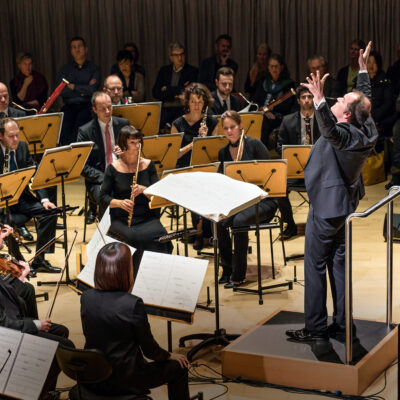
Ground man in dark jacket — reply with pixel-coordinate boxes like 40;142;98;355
286;41;378;343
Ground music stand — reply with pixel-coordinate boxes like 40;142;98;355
112;102;162;136
142;133;183;176
190;136;228;166
31;142;94;288
215;112;263;140
15;113;63;158
224;160;292;303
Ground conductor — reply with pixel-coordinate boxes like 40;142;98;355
286;41;378;343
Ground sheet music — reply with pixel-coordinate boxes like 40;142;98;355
5;334;58;400
0;328;21;392
78;233;136;288
144;172;267;222
132;251;208;313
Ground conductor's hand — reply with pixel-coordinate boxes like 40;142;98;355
169;353;189;369
359;41;372;71
119;199;134;213
40;319;51;332
42;201;56;210
301;70;329;106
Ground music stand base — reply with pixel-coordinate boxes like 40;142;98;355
233;281;293;305
179;329;240;362
37;278;81;294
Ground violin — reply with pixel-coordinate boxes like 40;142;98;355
0;223;23;243
0;254;25;279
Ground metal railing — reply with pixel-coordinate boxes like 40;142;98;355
345;186;400;364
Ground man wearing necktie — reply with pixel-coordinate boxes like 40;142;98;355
209;67;242;115
0;117;60;274
77;92;129;224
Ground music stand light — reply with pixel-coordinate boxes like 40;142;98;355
112;102;162;136
142;133;183;176
190;136;228;166
15;113;63;157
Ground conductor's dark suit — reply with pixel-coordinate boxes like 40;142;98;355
303;72;378;334
209;90;242;115
77;116;129;210
81;289;189;399
0;142;57;254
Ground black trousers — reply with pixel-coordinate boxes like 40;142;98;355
218;199;277;282
304;205;346;334
86;181;106;218
59;103;92;145
10;193;57;254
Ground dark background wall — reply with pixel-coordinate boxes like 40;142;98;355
2;0;400;101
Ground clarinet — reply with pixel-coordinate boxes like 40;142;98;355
3;146;9;174
304;115;311;145
199;106;208;137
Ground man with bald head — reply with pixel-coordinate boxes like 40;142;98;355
286;42;378;344
0;82;26;117
103;75;125;105
77;92;129;223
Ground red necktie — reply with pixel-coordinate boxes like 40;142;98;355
105;123;113;165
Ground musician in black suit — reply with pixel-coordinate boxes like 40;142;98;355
0;117;59;274
277;86;322;239
0;82;26;117
77;92;129;224
209;67;242;115
81;242;190;399
286;42;378;343
152;42;198;130
0;224;74;400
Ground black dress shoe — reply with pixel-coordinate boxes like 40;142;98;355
29;269;37;278
224;280;245;289
285;327;328;342
192;237;203;251
85;209;96;225
218;275;230;284
18;225;34;241
32;258;61;274
280;224;297;240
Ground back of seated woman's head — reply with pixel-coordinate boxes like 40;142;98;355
94;242;134;292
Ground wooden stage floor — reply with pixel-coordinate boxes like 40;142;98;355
22;177;399;399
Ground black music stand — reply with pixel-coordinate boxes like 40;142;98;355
142;133;183;176
31;142;94;289
112;102;162;136
190;136;228;165
15;113;63;158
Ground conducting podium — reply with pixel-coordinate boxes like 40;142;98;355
145;171;268;361
224;160;292;304
215;112;263;140
14;113;63;157
32;141;94;287
190;136;228;165
142;133;183;175
112;102;161;136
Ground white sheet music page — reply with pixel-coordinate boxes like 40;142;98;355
78;232;136;288
144;172;267;222
4;333;58;400
132;251;208;313
0;327;21;393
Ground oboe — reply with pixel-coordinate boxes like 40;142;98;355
199;106;208;137
3;146;9;174
127;143;142;227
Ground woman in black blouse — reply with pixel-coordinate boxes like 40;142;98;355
100;126;172;270
171;83;218;250
81;242;189;398
218;110;278;288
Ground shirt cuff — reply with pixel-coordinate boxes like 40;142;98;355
313;97;327;109
33;320;41;330
359;70;367;74
41;198;49;204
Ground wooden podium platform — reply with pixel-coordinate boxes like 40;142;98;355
222;310;397;395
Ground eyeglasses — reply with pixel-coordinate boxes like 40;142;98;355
107;86;123;92
171;52;185;57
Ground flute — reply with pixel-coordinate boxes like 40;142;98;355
127;143;142;227
235;129;245;162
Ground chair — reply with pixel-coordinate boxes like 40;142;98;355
224;160;293;305
56;344;152;400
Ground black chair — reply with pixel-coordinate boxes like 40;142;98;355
56;344;152;400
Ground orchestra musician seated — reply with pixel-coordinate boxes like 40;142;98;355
0;117;59;274
0;224;74;400
99;126;172;272
217;110;278;287
80;242;190;399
